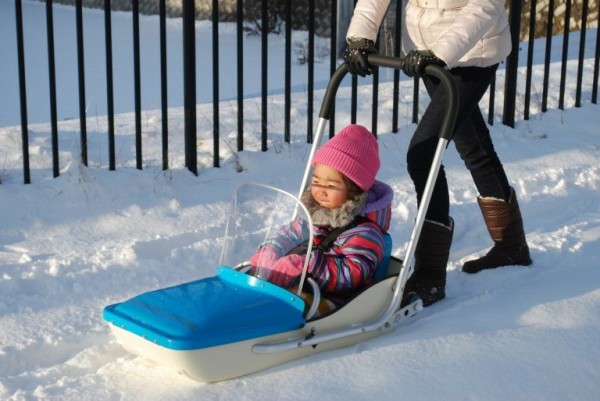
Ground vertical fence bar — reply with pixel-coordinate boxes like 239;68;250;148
371;39;379;136
524;0;536;121
488;75;496;125
542;0;554;112
351;75;358;123
329;0;337;138
284;0;291;142
559;0;572;110
502;0;521;128
237;0;244;150
133;0;142;169
350;0;357;124
15;0;30;184
412;77;419;124
391;1;401;133
307;0;315;143
575;0;589;108
183;0;197;174
159;0;168;170
46;0;59;178
261;0;268;151
104;0;116;170
212;0;220;167
75;0;87;166
371;66;378;136
593;3;600;104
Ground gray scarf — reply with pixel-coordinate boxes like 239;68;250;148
301;190;367;228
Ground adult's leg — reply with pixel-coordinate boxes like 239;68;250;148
452;109;510;200
448;65;511;201
403;66;496;305
422;65;531;273
403;64;527;305
407;65;503;224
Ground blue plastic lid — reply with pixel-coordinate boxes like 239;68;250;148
103;266;306;350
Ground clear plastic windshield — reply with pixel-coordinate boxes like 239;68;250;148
219;182;314;295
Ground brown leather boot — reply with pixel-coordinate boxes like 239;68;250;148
462;188;532;274
404;218;454;307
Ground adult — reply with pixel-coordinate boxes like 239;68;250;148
343;0;532;306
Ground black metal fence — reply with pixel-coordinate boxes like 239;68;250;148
10;0;600;184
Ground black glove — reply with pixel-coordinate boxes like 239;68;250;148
402;50;446;78
343;37;378;77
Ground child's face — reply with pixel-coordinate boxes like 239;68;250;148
310;163;349;209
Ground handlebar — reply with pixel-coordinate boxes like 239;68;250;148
319;54;458;141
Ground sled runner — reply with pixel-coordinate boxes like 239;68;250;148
103;55;458;382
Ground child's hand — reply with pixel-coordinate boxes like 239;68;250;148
268;254;305;287
249;245;280;269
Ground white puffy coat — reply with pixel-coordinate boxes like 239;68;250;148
346;0;511;69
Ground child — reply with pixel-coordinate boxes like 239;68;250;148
250;124;393;309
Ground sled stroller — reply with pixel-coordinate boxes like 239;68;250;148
103;55;458;382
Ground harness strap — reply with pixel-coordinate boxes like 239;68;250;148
287;215;372;255
314;215;372;252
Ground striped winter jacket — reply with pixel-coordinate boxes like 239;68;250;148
255;180;393;297
307;180;393;297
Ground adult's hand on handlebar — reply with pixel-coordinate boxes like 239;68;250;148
344;37;378;77
402;50;446;78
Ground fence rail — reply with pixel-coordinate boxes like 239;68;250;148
9;0;600;184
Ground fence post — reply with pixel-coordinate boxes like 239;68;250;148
329;0;338;138
372;40;379;137
75;0;88;166
183;0;197;175
260;0;268;151
133;0;142;169
336;0;353;58
488;75;496;125
559;0;572;110
392;1;402;133
285;0;292;142
575;0;589;108
351;74;357;123
503;0;521;128
159;0;169;170
237;0;244;151
15;0;30;184
541;0;555;113
307;0;315;143
523;0;537;121
104;0;116;170
212;0;220;167
412;76;419;124
46;0;59;178
594;12;600;104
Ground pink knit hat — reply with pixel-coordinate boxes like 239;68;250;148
312;124;380;191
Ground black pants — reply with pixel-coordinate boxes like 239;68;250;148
407;64;511;226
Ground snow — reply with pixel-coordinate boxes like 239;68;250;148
1;1;599;400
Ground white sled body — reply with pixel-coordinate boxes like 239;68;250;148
105;260;402;383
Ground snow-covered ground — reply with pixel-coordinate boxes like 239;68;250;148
1;1;599;400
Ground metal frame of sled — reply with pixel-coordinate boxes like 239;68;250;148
103;55;458;382
258;55;459;353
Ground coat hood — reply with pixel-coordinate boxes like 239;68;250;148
302;180;393;233
360;180;393;233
